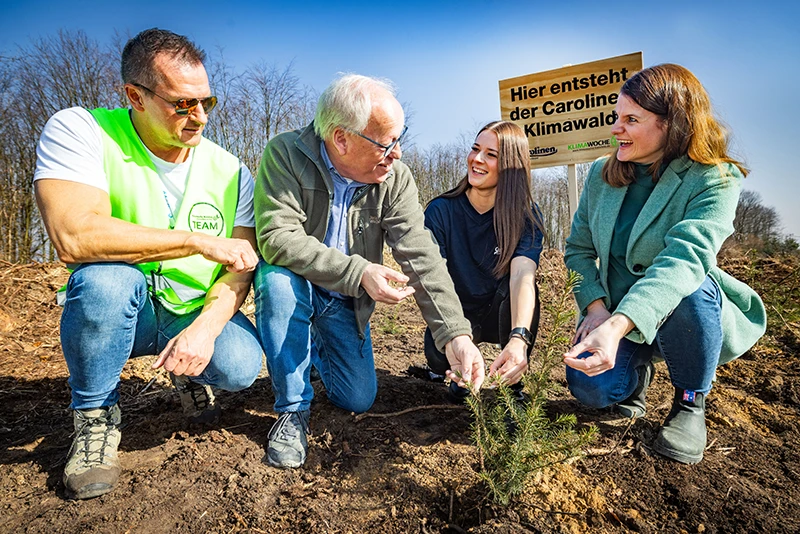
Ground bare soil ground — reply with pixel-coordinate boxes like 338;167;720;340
1;251;798;533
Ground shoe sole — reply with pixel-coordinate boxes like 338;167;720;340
65;482;116;500
265;453;304;469
652;438;703;464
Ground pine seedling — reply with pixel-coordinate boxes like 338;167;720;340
464;270;597;505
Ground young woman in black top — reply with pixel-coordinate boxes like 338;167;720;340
424;121;544;399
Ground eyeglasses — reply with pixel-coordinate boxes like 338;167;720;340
350;125;408;157
133;83;218;115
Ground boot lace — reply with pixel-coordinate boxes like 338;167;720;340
186;382;211;411
73;411;117;467
271;412;307;442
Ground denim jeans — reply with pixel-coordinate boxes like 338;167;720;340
254;262;376;414
61;263;263;410
567;275;723;408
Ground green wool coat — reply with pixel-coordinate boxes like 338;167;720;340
565;156;767;364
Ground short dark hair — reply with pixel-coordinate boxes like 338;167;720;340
121;28;206;89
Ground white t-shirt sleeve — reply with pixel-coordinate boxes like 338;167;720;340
234;164;256;228
36;106;255;228
34;107;108;192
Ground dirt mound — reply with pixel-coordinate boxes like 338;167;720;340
1;252;798;533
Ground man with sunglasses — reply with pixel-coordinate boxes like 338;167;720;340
33;28;263;499
254;74;485;469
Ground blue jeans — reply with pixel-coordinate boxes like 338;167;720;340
254;262;376;414
567;275;723;408
61;263;263;410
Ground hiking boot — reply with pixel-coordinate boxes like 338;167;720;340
653;388;707;464
63;404;122;500
616;361;655;419
170;373;221;424
266;410;310;469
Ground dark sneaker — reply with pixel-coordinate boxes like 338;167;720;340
266;410;310;469
406;365;446;383
170;373;221;424
616;361;655;419
653;388;707;464
63;404;122;500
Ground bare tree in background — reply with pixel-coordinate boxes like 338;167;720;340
0;30;123;263
405;141;470;206
728;189;799;254
205;59;316;173
733;190;782;244
532;164;589;250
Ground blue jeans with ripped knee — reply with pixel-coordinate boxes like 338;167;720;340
567;275;723;408
60;262;263;410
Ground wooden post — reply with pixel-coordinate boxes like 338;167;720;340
567;164;579;221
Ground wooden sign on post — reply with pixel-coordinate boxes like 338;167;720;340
499;52;642;169
499;52;643;218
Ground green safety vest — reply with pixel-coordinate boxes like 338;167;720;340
85;107;241;315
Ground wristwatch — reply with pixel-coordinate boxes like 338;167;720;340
508;326;533;347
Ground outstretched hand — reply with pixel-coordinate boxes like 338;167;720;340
563;314;634;377
573;299;611;344
360;263;415;304
445;335;486;391
489;337;528;385
151;320;217;377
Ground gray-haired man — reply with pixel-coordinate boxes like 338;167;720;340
254;74;485;469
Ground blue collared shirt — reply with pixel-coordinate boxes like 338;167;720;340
320;142;364;255
319;142;365;299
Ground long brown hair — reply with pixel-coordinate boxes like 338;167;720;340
603;63;748;187
435;121;542;278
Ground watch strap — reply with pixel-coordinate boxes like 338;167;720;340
508;326;532;346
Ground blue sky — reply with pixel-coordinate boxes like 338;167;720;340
3;0;798;237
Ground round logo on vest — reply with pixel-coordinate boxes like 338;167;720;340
188;202;225;236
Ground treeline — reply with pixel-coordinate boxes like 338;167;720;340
729;190;798;255
0;31;794;263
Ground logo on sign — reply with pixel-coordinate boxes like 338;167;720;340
529;146;557;158
568;137;619;152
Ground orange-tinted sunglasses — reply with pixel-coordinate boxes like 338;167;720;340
133;83;217;115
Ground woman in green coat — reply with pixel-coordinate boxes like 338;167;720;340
563;64;766;464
